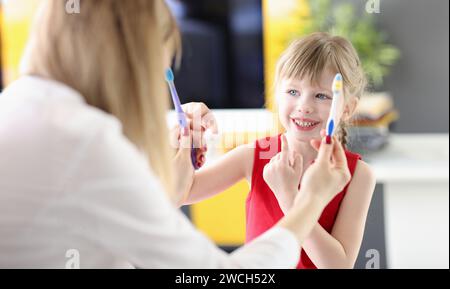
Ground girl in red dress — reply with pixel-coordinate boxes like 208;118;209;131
181;32;376;269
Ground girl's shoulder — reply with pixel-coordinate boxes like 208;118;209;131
344;149;363;176
344;158;376;201
228;142;256;181
351;157;375;185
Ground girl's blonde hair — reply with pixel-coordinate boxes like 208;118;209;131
275;32;367;146
21;0;181;199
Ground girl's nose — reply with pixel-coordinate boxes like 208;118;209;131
296;93;314;114
295;93;314;114
297;104;313;114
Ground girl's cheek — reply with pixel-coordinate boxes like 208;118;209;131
317;105;331;121
277;105;290;123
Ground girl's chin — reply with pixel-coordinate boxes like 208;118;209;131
286;129;321;142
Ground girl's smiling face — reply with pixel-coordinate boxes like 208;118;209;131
276;68;338;143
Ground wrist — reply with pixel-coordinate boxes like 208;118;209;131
185;171;197;201
277;193;325;244
283;187;298;209
295;189;328;209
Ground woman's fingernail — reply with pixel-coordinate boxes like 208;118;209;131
326;135;332;144
199;154;205;162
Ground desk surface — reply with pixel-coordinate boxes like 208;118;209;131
366;134;449;183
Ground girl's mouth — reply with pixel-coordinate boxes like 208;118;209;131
291;118;321;131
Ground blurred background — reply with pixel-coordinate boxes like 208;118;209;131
1;0;448;268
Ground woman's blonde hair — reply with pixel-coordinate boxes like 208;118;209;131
275;32;367;146
21;0;181;198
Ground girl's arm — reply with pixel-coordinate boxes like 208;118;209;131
182;143;255;205
301;160;376;268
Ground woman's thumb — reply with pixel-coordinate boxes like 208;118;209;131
316;136;333;164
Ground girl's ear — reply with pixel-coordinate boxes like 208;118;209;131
342;98;359;122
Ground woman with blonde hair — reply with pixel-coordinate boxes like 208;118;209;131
0;0;352;268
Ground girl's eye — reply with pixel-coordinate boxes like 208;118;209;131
287;89;299;97
316;93;331;100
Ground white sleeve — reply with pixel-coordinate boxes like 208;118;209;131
58;119;301;268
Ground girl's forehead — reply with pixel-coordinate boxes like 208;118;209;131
280;76;333;93
280;67;337;90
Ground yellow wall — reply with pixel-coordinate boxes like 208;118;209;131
191;180;249;245
1;0;41;86
262;0;310;110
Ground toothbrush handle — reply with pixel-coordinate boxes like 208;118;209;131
179;120;199;170
191;148;199;170
166;76;200;169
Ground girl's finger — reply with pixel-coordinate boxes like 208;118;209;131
276;153;282;162
201;112;219;135
293;153;303;174
182;103;219;134
280;134;289;163
178;126;192;156
269;155;276;165
289;150;295;166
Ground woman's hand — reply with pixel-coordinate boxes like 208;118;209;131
170;125;195;207
295;134;351;207
263;134;303;213
276;134;352;244
170;102;218;206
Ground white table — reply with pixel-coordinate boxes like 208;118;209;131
366;134;449;269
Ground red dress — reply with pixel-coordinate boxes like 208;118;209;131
245;135;361;269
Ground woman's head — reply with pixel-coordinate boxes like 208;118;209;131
21;0;181;196
274;32;366;146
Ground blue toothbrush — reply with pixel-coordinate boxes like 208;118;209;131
325;73;343;144
165;68;199;170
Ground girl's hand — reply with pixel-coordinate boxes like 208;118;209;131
181;102;218;146
295;134;351;207
263;134;303;213
181;102;218;168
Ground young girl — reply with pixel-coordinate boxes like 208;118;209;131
181;32;376;269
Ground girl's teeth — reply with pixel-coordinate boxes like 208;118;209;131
294;120;318;127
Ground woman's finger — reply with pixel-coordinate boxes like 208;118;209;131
316;135;334;165
320;128;326;138
310;138;321;152
169;125;181;149
309;129;326;152
331;136;348;168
